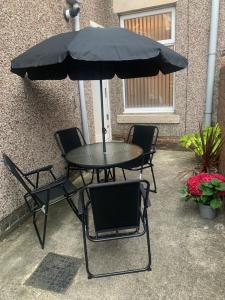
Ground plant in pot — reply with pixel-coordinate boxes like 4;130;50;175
180;123;223;173
179;172;225;219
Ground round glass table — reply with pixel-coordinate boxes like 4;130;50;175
65;142;143;182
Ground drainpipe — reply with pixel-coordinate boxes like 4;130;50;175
74;6;90;143
204;0;220;126
64;0;90;143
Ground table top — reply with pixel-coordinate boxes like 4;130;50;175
65;142;143;169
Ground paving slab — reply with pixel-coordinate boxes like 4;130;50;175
0;150;225;300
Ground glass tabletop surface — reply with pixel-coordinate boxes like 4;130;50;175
65;142;143;169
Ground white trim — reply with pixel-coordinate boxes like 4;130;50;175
120;7;176;113
117;113;180;124
124;107;174;113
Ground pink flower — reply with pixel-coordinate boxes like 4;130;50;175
187;173;225;196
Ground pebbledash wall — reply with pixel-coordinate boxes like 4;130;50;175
0;0;115;233
110;0;225;140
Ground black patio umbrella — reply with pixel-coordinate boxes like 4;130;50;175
11;27;188;152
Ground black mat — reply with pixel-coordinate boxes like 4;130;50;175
25;252;82;293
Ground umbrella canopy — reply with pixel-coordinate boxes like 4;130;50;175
11;27;188;80
11;27;188;153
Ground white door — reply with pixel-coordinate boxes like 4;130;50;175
91;80;112;142
102;80;111;141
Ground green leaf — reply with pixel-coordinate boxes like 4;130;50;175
199;184;214;195
200;196;211;205
210;179;221;187
210;198;222;209
215;182;225;191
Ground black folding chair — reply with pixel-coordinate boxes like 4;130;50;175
54;127;94;185
79;180;151;279
121;125;159;193
3;154;81;249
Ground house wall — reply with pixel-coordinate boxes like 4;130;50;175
0;0;113;233
110;0;225;140
217;67;225;174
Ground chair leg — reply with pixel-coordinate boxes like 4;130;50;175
145;211;152;271
150;165;157;193
33;206;49;249
80;170;86;186
90;169;94;184
82;219;93;279
67;166;70;178
82;222;152;279
122;169;126;180
66;197;82;222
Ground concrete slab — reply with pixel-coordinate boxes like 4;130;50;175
0;150;225;300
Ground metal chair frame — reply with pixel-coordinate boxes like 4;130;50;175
79;180;152;279
122;125;159;193
3;154;81;249
54;127;94;185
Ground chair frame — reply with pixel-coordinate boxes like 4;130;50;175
79;180;152;279
3;154;81;249
122;125;159;193
54;127;94;185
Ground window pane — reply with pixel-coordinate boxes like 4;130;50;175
124;12;172;41
125;72;174;108
123;11;174;109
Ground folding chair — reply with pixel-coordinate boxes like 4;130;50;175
121;125;159;193
79;180;152;279
3;153;81;249
54;127;94;185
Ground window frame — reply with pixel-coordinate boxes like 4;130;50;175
120;7;176;113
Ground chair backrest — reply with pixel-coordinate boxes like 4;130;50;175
88;180;142;233
54;127;86;155
129;125;158;164
3;154;31;194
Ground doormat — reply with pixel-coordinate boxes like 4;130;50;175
25;252;82;293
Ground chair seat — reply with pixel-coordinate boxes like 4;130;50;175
35;178;77;204
121;156;152;170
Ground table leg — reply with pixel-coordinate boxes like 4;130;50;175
112;168;116;181
97;169;100;183
104;169;108;182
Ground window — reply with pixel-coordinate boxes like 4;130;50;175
120;7;176;113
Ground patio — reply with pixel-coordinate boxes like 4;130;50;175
1;149;225;300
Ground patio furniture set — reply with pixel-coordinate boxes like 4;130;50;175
3;124;158;278
7;26;187;279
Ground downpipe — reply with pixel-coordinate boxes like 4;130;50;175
204;0;220;126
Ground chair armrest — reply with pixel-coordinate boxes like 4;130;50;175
24;165;53;176
140;183;151;207
31;177;67;194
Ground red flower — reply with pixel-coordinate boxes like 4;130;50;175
187;173;225;196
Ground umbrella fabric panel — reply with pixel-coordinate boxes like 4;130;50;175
68;27;161;61
11;32;75;69
11;27;188;80
12;58;182;81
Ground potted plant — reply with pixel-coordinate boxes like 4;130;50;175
179;172;225;219
180;124;223;173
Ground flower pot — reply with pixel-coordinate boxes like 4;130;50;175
199;203;217;219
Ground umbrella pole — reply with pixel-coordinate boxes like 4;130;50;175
100;79;106;153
